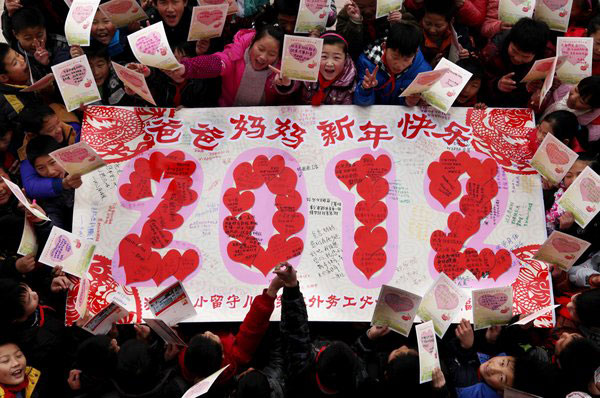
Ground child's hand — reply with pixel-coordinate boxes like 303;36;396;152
26;200;47;224
345;1;362;21
405;93;421;107
15;254;36;274
134;323;152;343
549;264;563;280
273;263;298;287
70;45;84;59
164;343;181;362
367;325;390;340
67;369;82;391
33;39;50;66
387;10;402;24
455;318;474;349
454;0;465;8
163;65;186;83
267;269;285;297
361;65;379;90
51;275;73;293
432;367;446;390
141;0;152;10
589;274;600;288
127;63;151;78
5;0;22;16
485;325;502;344
269;65;291;87
62;174;83;190
558;212;575;230
526;79;543;93
498;72;517;92
458;47;471;59
541;177;555;190
474;102;487;110
500;22;513;31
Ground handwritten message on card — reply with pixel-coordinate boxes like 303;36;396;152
416;321;440;383
65;0;100;46
99;0;148;28
558;166;600;228
50;141;107;176
128;22;181;71
295;0;330;33
281;35;323;82
530;132;579;185
534;231;590;271
188;4;228;41
51;55;101;111
39;226;96;278
148;281;196;325
472;286;513;330
112;62;156;105
498;0;535;24
533;0;573;32
556;37;593;84
372;285;422;337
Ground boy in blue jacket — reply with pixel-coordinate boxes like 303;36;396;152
354;21;431;106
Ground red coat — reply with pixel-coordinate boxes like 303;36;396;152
404;0;487;27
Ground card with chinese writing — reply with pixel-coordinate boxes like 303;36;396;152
295;0;329;34
144;318;187;346
498;0;534;24
21;73;55;93
400;68;449;97
17;219;38;256
128;22;181;71
530;132;579;185
2;177;50;221
198;0;238;15
504;387;543;398
188;4;228;41
556;37;593;84
182;365;230;398
534;230;591;271
520;57;557;82
417;272;469;338
376;0;403;18
50;141;106;176
281;35;323;82
558;166;600;228
111;62;156;105
39;226;96;278
421;57;472;114
533;0;573;32
82;301;129;335
510;304;559;326
75;276;91;317
65;0;100;45
416;321;440;384
371;285;422;337
99;0;148;28
472;286;513;330
51;55;101;111
148;281;196;325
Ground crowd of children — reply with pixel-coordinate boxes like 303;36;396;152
0;0;597;396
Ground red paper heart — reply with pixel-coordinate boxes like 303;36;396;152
253;155;284;182
119;234;159;284
149;152;166;181
173;249;199;281
273;211;305;238
266;167;297;195
120;172;152;201
466;179;498;203
162;159;196;179
166;150;185;161
355;200;388;228
447;212;480;241
149;200;184;229
233;162;264;190
141;218;173;249
227;237;260;266
459;196;492;219
134;157;152;179
223;213;256;241
162;177;198;206
223;188;255;216
252;246;275;276
266;234;304;264
433;251;465;280
430;230;463;253
353;247;386;279
354;226;388;252
359;154;392;179
430;151;465;178
462;248;485;279
153;250;180;285
335;160;364;190
275;191;302;212
357;177;389;202
465;157;497;183
487;249;512;280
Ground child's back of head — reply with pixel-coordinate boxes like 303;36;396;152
505;18;549;59
184;333;223;381
115;339;159;394
557;337;600;394
315;341;359;394
577;76;600;109
75;335;118;389
26;134;61;167
0;279;31;325
234;370;271;398
512;355;557;397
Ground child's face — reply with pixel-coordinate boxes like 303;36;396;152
249;35;279;71
196;39;210;56
566;292;580;322
555;332;582;356
0;169;10;205
479;356;515;390
591;30;600;62
507;43;535;65
277;13;297;35
40;114;63;143
13;26;46;54
0;49;29;85
535;120;554;144
383;47;415;75
88;56;110;86
421;13;449;41
173;47;186;63
92;10;116;45
156;0;187;27
457;77;481;104
0;130;12;153
34;154;65;178
563;160;589;188
567;84;593;111
320;43;346;81
19;284;38;322
0;344;26;386
387;345;417;363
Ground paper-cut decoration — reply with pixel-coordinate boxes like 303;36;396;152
99;0;148;28
416;321;440;383
50;141;107;176
39;226;96;278
281;35;323;82
558;166;600;228
534;231;591;271
556;37;594;84
188;5;228;41
372;285;422;337
472;286;513;330
51;55;101;111
127;22;181;70
530;132;578;185
65;0;100;45
295;0;330;33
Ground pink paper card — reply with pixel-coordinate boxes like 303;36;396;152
472;286;513;330
421;57;473;113
295;0;330;33
415;321;440;384
376;0;403;18
50;141;107;176
198;0;238;16
20;73;55;93
498;0;534;24
504;387;543;398
371;285;422;337
417;272;469;338
534;231;591;271
39;226;96;278
99;0;148;28
182;365;230;398
533;0;573;32
148;281;196;325
530;132;579;185
281;35;323;82
17;219;38;256
1;177;50;221
188;5;228;41
520;57;557;83
144;318;187;346
51;55;101;111
127;22;181;71
556;37;593;84
65;0;100;46
401;68;449;97
82;301;128;335
75;277;91;317
510;304;559;326
558;166;600;228
111;62;156;105
538;56;565;107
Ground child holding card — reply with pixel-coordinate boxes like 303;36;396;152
260;0;337;35
568;250;600;288
532;110;582;155
147;0;193;46
0;44;41;122
454;57;487;107
90;9;134;63
83;45;131;106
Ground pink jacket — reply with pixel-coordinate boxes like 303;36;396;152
481;0;502;39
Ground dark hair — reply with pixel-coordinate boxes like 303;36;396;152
577;76;600;108
250;24;285;57
115;339;159;394
273;0;299;16
75;336;118;379
322;34;348;54
184;334;223;379
456;57;484;82
505;18;549;58
588;13;600;34
173;41;196;58
577;0;599;13
385;351;430;395
19;104;56;135
0;279;28;324
541;110;580;145
84;42;110;61
423;0;456;21
26;134;61;165
386;22;423;57
11;7;45;34
315;342;358;393
573;288;600;327
0;43;12;75
557;337;600;393
235;370;271;398
0;119;14;139
512;356;555;396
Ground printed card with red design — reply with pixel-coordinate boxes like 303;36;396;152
188;4;228;41
144;318;187;346
281;35;323;82
182;365;230;398
520;57;558;83
371;285;422;337
51;55;101;111
400;68;449;97
39;226;96;278
420;58;472;113
533;0;573;32
295;0;330;33
504;387;543;398
65;0;100;46
375;0;403;19
18;219;38;256
472;286;513;330
417;272;469;338
416;321;440;384
558;166;600;228
99;0;148;28
82;301;129;335
128;22;181;71
2;177;50;221
530;132;579;185
148;281;196;325
498;0;534;24
50;141;107;176
198;0;238;16
112;62;156;105
510;304;559;326
534;231;591;271
556;37;593;84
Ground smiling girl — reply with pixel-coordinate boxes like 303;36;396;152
0;339;41;398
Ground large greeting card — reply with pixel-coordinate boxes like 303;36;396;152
51;55;101;111
50;141;107;176
472;286;513;330
111;62;156;106
148;281;196;325
39;226;96;278
17;220;38;256
556;37;594;84
371;285;422;336
65;0;100;46
188;5;228;41
416;321;440;384
533;0;573;32
198;0;238;15
420;58;472;113
521;57;558;83
376;0;403;19
99;0;148;28
498;0;535;24
558;166;600;228
281;35;323;82
534;231;591;271
128;22;181;71
530;132;579;185
295;0;330;34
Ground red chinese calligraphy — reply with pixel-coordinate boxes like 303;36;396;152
145;117;184;144
267;118;306;149
229;115;267;140
317;115;355;147
397;113;437;139
432;121;471;147
189;123;225;151
357;122;393;149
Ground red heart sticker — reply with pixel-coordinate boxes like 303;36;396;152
233;162;264;190
227;237;261;266
223;188;255;216
266;234;304;264
173;249;199;281
253;247;276;276
119;234;159;283
133;157;152;180
223;213;256;241
149;152;166;181
433;251;465;280
354;226;388;252
353;247;386;279
359;154;392;179
120;172;153;201
335;160;364;190
266;167;297;195
153;250;180;285
447;212;480;241
357;177;389;202
275;191;302;212
430;230;463;253
149;200;184;229
141;218;173;249
253;155;284;182
163;177;198;207
355;200;388;228
487;249;512;280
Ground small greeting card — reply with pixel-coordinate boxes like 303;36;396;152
50;141;106;176
417;272;469;338
498;0;535;24
17;220;38;256
534;231;591;271
51;55;101;111
281;35;323;82
400;68;449;97
558;166;600;228
530;132;579;185
182;365;230;398
533;0;573;32
128;22;181;71
538;55;563;107
144;318;187;346
472;286;513;330
371;285;422;337
510;304;559;326
99;0;148;28
188;5;228;41
375;0;403;18
39;226;96;278
504;387;543;398
2;177;50;221
520;56;557;82
556;37;593;84
112;62;156;105
148;281;196;325
82;301;129;335
415;321;440;384
65;0;100;46
20;73;55;93
198;0;238;16
295;0;330;34
420;58;473;113
75;277;91;317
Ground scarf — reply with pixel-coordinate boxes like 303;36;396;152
1;377;29;398
311;74;337;106
375;50;397;96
